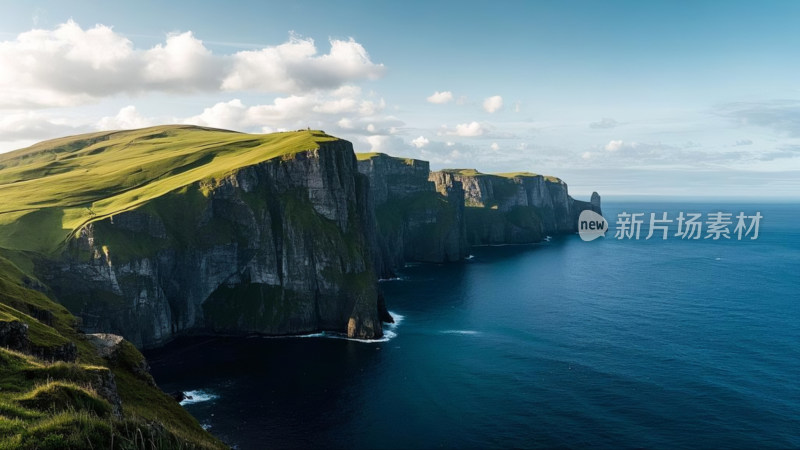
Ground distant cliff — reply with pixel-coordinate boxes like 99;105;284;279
430;170;601;245
356;153;467;277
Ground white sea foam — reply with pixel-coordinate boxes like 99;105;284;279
263;312;405;343
180;390;219;406
378;276;403;282
330;311;404;343
388;312;405;326
440;329;480;335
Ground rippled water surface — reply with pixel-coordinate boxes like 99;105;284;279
147;201;800;449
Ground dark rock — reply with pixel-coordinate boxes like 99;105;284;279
0;320;30;353
170;391;189;402
85;333;124;358
88;369;124;418
377;292;394;324
30;341;77;363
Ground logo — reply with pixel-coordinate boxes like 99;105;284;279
578;210;607;242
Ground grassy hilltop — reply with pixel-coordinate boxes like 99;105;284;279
439;168;563;183
0;125;337;255
0;125;343;448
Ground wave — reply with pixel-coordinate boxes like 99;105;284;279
260;312;405;343
465;254;475;260
378;276;403;282
179;390;219;406
440;329;481;336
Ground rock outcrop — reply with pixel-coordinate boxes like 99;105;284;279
356;154;467;276
430;170;602;245
40;141;384;348
0;318;78;362
0;319;29;352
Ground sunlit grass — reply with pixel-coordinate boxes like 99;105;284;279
0;125;338;254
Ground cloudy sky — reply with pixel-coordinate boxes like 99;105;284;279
1;1;799;198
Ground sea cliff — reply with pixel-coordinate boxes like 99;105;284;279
430;170;602;245
356;153;467;277
40;140;385;348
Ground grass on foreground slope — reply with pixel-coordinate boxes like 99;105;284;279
0;254;224;448
0;125;337;254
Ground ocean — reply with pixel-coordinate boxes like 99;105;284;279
146;200;800;449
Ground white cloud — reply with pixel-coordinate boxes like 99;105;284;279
143;31;222;91
222;34;385;93
444;121;487;137
180;88;400;139
411;136;429;148
735;139;753;146
0;21;385;108
604;140;624;152
427;91;453;104
313;97;359;114
184;99;250;130
490;142;499;151
358;98;386;116
0;111;80;141
483;95;503;113
96;106;152;130
582;151;592;159
364;135;403;153
590;117;620;129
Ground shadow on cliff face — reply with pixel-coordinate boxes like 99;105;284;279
144;335;387;447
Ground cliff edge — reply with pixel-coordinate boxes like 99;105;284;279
0;126;387;348
431;169;601;245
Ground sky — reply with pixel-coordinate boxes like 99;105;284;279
1;0;799;198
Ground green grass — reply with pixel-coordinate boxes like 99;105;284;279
439;168;562;183
440;168;484;177
498;171;562;183
0;125;338;254
0;252;225;448
355;152;383;161
355;152;417;165
16;381;112;418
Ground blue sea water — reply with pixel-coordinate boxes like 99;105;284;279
147;201;800;449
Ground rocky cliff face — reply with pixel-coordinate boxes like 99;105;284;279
356;154;467;276
40;141;385;348
430;170;601;245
